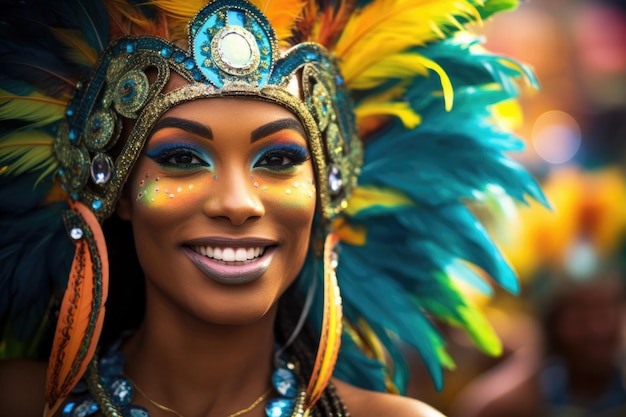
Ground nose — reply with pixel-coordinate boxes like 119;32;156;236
202;168;265;226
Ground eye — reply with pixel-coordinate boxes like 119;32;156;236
146;144;211;169
253;144;310;171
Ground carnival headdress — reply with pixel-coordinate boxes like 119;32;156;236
0;0;546;414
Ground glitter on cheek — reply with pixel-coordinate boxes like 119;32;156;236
134;177;206;208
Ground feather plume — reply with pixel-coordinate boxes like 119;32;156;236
50;28;99;66
334;0;479;84
253;0;308;46
0;90;65;128
45;201;109;417
0;131;57;181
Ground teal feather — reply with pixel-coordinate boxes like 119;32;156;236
328;30;547;392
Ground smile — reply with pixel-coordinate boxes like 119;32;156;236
193;245;266;263
184;242;276;285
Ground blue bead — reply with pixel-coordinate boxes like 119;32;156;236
62;398;98;417
192;68;204;81
272;368;298;398
184;58;195;70
107;377;134;406
66;108;75;117
68;129;77;142
173;51;185;63
120;405;150;417
126;42;135;53
92;199;103;210
265;398;295;417
160;46;173;58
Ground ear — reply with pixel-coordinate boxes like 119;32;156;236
115;186;132;221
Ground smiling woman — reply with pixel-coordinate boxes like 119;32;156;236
0;1;546;417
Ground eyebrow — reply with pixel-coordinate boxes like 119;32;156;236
151;117;213;140
250;118;306;143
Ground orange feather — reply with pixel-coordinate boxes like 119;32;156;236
44;201;109;417
305;233;343;410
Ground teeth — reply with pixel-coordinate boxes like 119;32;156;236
195;245;266;262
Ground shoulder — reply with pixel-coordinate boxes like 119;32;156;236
333;378;445;417
0;359;47;417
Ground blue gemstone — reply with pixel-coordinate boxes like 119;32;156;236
68;129;77;142
126;42;135;53
272;368;298;398
160;46;173;58
173;51;185;63
335;75;344;85
107;377;134;406
265;398;295;417
184;58;195;70
192;68;203;81
62;398;98;417
66;108;75;117
92;199;103;210
120;405;150;417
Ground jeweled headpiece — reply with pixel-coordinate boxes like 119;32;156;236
57;0;360;223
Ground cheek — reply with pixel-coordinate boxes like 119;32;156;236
131;170;213;214
254;177;316;211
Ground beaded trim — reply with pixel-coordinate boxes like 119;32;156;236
54;0;362;225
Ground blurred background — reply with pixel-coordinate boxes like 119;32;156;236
407;1;626;416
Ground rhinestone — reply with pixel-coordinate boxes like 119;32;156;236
108;377;133;407
70;228;83;240
92;199;103;210
272;368;298;398
90;154;113;184
265;398;295;417
68;129;77;142
328;165;343;193
173;51;185;63
63;398;98;417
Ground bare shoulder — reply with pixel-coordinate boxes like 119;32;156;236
0;359;47;417
333;378;445;417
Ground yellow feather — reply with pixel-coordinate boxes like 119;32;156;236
0;131;57;180
353;53;454;111
355;100;421;130
344;185;414;217
334;0;479;85
0;90;65;128
253;0;307;46
50;28;99;66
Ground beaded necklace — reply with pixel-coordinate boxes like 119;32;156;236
60;339;307;417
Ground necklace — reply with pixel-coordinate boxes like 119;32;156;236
126;373;273;417
62;340;308;417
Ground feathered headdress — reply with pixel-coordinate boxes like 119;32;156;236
0;0;546;413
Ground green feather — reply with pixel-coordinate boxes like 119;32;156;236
0;89;65;128
0;131;57;181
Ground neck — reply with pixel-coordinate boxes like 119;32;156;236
122;284;278;417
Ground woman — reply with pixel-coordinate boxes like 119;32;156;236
0;1;546;416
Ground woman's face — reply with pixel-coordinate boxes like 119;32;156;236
117;98;316;325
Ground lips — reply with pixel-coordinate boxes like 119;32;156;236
184;239;276;285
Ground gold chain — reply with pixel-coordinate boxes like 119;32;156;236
126;374;273;417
